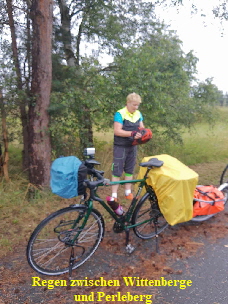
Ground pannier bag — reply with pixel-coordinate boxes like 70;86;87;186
193;185;225;217
50;156;87;199
137;154;199;226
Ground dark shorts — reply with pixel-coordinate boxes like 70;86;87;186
112;145;137;177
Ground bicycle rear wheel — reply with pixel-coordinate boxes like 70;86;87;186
27;205;104;276
132;192;168;239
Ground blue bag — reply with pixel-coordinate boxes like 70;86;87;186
50;156;87;199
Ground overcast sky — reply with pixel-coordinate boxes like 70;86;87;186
156;1;228;93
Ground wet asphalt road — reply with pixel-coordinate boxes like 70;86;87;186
154;232;228;304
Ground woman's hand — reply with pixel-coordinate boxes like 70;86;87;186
131;130;142;139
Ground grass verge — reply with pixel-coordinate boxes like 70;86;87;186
1;107;228;258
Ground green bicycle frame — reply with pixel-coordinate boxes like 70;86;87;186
68;172;157;244
86;177;153;228
106;179;146;223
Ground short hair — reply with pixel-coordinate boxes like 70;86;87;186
126;92;142;104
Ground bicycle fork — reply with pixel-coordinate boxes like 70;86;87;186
67;203;93;278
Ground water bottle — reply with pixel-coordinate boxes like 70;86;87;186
106;196;124;216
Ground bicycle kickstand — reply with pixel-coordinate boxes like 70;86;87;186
125;229;135;254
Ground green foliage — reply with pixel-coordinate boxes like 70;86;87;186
50;0;165;153
51;19;223;155
169;0;228;21
213;2;228;20
2;0;225;163
50;57;114;156
109;30;200;144
191;78;223;105
136;107;228;167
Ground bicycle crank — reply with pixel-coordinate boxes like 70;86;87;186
113;221;124;233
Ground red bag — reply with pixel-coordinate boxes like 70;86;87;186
193;185;225;217
132;128;152;145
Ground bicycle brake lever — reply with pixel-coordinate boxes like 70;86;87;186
103;178;110;185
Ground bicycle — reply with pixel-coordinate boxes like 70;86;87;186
26;152;228;277
26;154;168;277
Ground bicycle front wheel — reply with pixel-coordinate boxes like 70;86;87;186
27;205;104;276
132;192;168;239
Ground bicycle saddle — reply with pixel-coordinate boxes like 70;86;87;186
139;158;164;168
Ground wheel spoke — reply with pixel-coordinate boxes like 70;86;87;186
36;244;69;268
78;219;100;242
27;206;104;275
133;192;168;239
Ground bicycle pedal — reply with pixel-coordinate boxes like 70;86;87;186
125;244;135;254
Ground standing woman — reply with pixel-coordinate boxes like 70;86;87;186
111;93;145;201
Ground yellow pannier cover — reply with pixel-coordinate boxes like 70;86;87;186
137;154;199;226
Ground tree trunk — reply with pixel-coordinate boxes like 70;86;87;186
6;0;30;171
0;89;10;182
57;0;77;66
29;0;53;187
77;105;94;151
57;0;94;149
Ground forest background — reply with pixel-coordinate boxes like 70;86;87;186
0;0;228;258
0;0;228;186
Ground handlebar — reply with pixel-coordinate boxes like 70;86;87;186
83;165;110;190
87;166;104;180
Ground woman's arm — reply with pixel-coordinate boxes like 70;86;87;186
114;122;132;137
